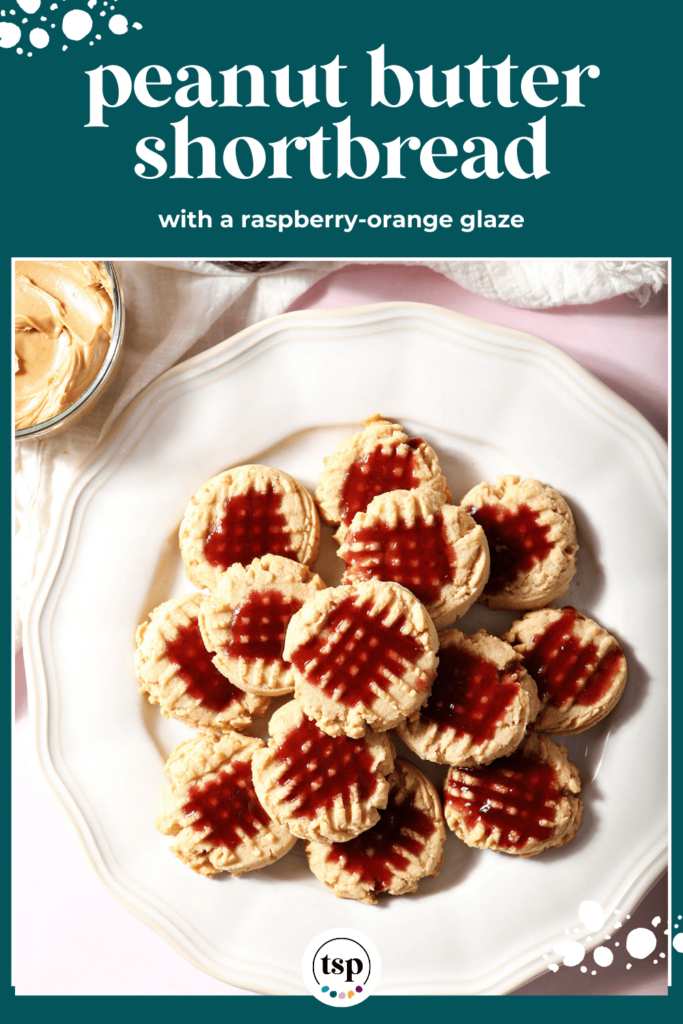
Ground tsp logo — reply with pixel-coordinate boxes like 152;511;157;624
302;929;381;1006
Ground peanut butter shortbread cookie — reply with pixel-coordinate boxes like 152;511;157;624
180;464;320;592
339;488;490;629
156;731;297;877
135;593;270;732
397;629;539;766
503;606;627;735
284;579;439;738
315;415;451;542
199;555;327;697
251;699;395;844
305;758;446;904
444;732;582;857
459;475;578;610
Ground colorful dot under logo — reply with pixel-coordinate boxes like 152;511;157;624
321;984;364;1000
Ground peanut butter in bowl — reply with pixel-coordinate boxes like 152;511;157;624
14;260;123;436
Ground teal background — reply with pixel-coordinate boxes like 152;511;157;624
3;0;677;1014
0;0;677;257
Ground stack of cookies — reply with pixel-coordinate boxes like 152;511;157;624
135;416;627;904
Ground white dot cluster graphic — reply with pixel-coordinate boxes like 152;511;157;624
542;901;678;982
0;0;142;54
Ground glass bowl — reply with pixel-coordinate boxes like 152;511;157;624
14;261;125;441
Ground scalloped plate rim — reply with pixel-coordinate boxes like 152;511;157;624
23;300;668;995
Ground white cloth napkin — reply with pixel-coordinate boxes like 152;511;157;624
14;258;667;649
409;259;667;308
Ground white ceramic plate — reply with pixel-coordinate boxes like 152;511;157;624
25;302;668;995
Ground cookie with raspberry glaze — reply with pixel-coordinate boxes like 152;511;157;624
180;464;319;592
397;628;539;766
315;414;451;543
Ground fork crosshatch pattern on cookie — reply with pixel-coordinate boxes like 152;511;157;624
184;760;272;850
339;439;423;525
397;629;539;768
148;419;623;899
199;554;328;697
420;644;522;744
157;732;297;876
460;475;578;611
315;416;451;536
324;781;437;890
180;465;320;592
444;733;582;857
521;608;625;709
165;617;244;713
205;484;298;569
305;758;446;903
502;606;628;735
135;593;271;732
289;595;425;708
341;513;455;605
225;590;305;664
469;501;554;595
446;752;560;850
339;489;489;631
273;715;381;818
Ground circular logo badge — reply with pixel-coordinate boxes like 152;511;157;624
302;928;381;1005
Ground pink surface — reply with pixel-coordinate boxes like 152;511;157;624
12;262;669;996
288;263;668;438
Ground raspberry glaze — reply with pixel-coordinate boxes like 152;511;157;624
325;780;436;892
446;750;560;850
521;607;625;708
165;618;241;713
274;714;381;819
469;501;553;594
343;514;455;606
419;644;521;745
340;440;423;525
204;484;297;569
225;589;303;664
289;595;425;709
183;759;271;849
